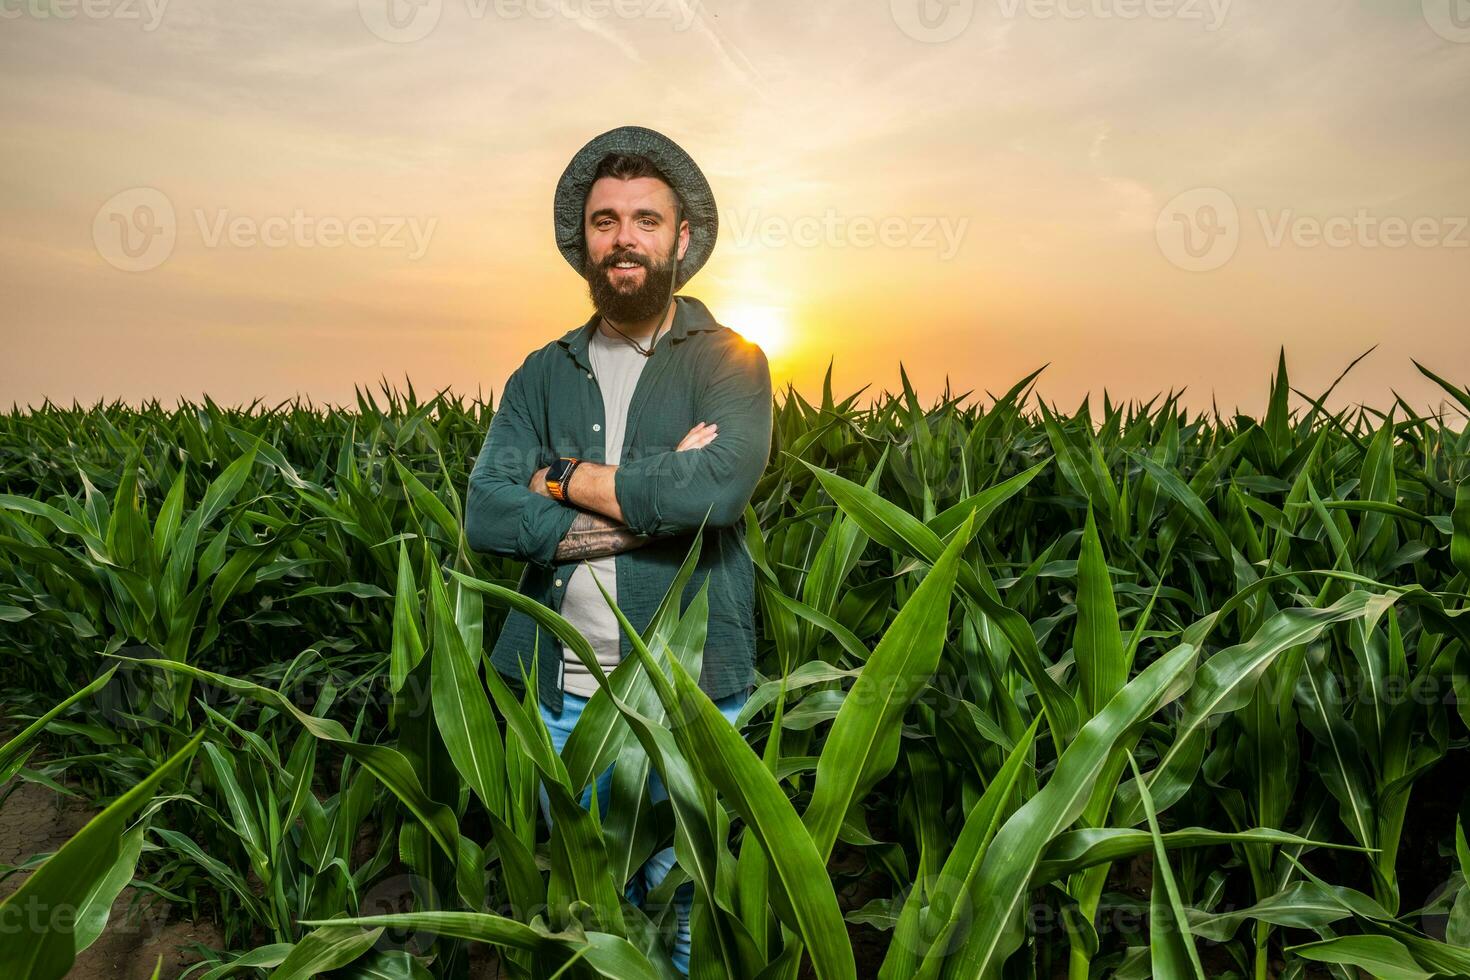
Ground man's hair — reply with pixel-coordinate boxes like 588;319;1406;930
589;153;685;216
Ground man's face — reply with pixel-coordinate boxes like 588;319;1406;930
582;175;689;323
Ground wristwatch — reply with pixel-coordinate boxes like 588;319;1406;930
545;456;581;504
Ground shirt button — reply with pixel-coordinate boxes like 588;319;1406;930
586;372;593;380
592;423;601;432
554;578;563;587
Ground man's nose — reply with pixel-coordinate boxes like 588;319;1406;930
613;220;643;250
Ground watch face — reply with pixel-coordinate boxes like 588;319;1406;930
547;457;576;500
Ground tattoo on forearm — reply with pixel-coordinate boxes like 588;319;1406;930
555;510;650;560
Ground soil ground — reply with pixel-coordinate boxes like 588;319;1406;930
0;779;224;979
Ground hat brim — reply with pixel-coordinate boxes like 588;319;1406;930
553;125;717;291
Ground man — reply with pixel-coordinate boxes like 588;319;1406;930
463;125;773;974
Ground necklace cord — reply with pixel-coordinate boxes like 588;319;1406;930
601;316;657;356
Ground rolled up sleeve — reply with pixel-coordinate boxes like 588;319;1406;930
465;366;578;567
614;337;773;537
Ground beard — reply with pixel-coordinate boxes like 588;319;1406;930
584;242;677;324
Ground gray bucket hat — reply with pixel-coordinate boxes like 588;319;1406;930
553;125;718;291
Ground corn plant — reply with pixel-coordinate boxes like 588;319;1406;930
1;357;1469;978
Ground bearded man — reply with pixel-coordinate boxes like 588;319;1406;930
464;125;773;975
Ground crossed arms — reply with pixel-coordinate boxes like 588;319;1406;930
464;340;773;567
530;421;719;561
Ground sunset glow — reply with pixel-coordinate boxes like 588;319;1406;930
722;304;792;361
2;4;1467;415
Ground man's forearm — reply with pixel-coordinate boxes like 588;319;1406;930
563;462;624;523
554;507;648;560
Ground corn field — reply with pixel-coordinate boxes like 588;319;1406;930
3;354;1470;980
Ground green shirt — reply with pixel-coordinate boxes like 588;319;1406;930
466;295;773;713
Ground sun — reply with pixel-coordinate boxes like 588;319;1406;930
723;304;791;358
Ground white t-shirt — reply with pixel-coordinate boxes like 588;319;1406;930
559;324;657;697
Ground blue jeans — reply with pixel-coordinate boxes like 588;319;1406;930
539;688;746;976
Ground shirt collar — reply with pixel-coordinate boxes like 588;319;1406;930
556;295;721;370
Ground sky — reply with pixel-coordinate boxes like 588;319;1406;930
2;0;1468;418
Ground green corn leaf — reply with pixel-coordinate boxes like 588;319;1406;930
300;912;663;978
1286;935;1433;980
1186;880;1362;942
202;741;269;877
458;564;758;975
113;657;470;893
1034;826;1366;883
659;654;857;979
389;539;425;696
580;571;851;979
0;731;203;980
803;509;977;861
559;528;707;796
1128;750;1207;979
1452;480;1470;582
1114;591;1396;827
70;818;147;955
426;561;506;817
1075;504;1126;720
195;944;294;980
942;642;1198;979
267;923;385;980
795;458;1079;747
0;666;118;773
890;716;1039;980
331;949;436;980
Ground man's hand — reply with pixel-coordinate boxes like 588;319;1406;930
676;421;718;451
530;421;717;497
